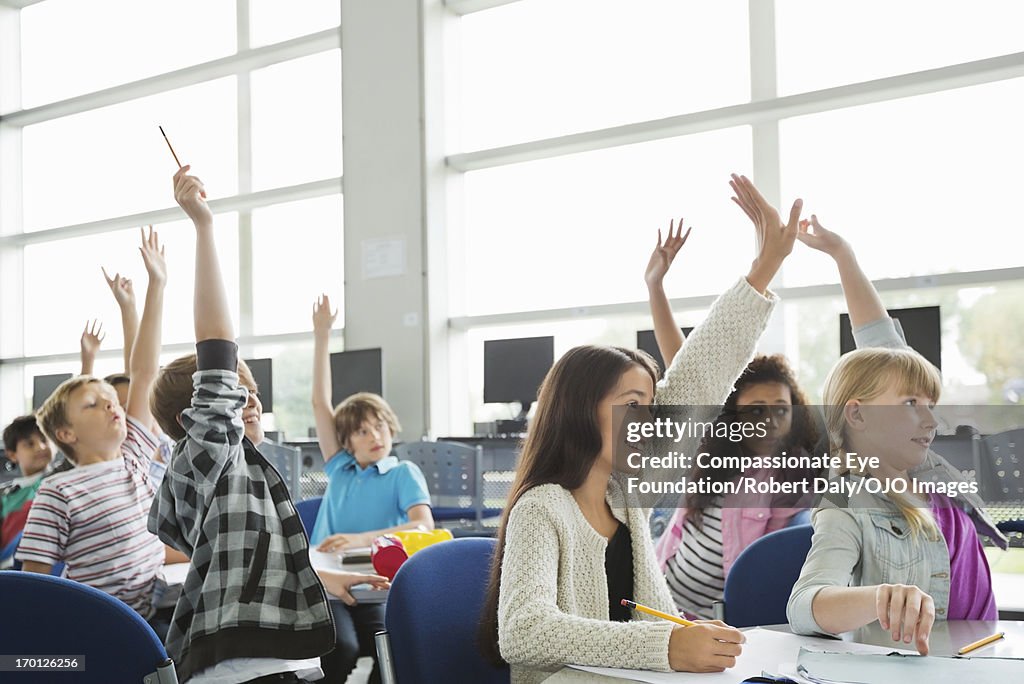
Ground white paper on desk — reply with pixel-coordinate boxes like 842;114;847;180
567;628;914;683
795;647;1024;684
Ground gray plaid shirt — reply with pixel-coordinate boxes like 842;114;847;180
148;340;334;681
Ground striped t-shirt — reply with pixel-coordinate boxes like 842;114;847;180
16;416;164;618
664;500;725;619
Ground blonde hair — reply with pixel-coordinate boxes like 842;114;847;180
151;355;257;441
332;393;401;449
37;375;108;463
822;347;942;539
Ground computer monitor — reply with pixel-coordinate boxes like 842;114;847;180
840;306;941;371
484;336;555;419
330;348;384;406
636;328;694;375
243;358;273;414
33;373;72;410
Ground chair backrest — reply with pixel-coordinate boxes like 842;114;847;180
259;440;302;499
979;429;1024;502
295;496;323;538
394;441;484;516
0;571;177;683
384;537;509;684
723;524;813;628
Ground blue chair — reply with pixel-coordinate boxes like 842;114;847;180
0;571;177;683
1;530;22;564
295;496;322;538
376;537;509;684
717;524;813;628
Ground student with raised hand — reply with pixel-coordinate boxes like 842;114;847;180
310;293;433;684
654;353;819;618
17;227;166;628
786;216;1006;654
148;165;340;683
478;174;802;683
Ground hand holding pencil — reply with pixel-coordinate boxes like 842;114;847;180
622;599;745;672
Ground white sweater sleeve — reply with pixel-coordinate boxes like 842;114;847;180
498;498;675;672
657;276;778;407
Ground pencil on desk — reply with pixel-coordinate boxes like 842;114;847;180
957;631;1004;655
620;599;695;627
158;125;183;168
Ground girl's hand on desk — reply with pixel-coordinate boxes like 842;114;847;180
318;532;372;553
875;583;934;655
317;569;390;606
668;620;745;672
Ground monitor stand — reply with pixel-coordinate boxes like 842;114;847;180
496;401;532;436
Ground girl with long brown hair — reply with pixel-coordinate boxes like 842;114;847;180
478;175;802;682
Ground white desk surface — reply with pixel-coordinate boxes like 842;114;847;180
547;620;1024;682
160;548;389;606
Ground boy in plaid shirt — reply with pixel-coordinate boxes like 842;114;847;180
148;166;339;683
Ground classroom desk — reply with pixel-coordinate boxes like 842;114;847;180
158;549;389;608
546;620;1024;682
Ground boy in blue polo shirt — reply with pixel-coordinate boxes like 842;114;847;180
310;294;434;684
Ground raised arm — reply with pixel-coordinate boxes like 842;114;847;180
312;294;342;461
126;226;166;427
644;219;691;369
796;215;887;329
172;165;233;342
79;319;104;376
102;267;138;374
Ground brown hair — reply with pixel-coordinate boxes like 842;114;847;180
103;373;131;389
332;393;401;448
478;345;659;665
151;355;257;441
686;353;820;521
3;414;46;453
36;376;107;463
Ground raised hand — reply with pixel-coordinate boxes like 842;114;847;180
138;226;167;285
102;267;135;310
313;294;339;335
173;164;213;226
729;173;801;294
644;218;693;288
797;214;851;259
80;320;104;358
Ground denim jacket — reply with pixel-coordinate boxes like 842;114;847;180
786;315;1007;636
786;448;1007;636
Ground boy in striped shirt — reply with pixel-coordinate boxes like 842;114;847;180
17;227;170;629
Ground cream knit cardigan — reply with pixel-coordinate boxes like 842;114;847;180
497;276;777;684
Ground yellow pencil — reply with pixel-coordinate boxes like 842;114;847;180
620;599;695;627
957;631;1004;655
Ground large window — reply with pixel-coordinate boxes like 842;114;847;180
0;2;342;440
448;0;1024;434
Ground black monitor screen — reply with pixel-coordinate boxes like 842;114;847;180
331;348;383;406
636;328;694;375
484;336;555;406
840;306;941;371
33;373;73;410
243;358;273;413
